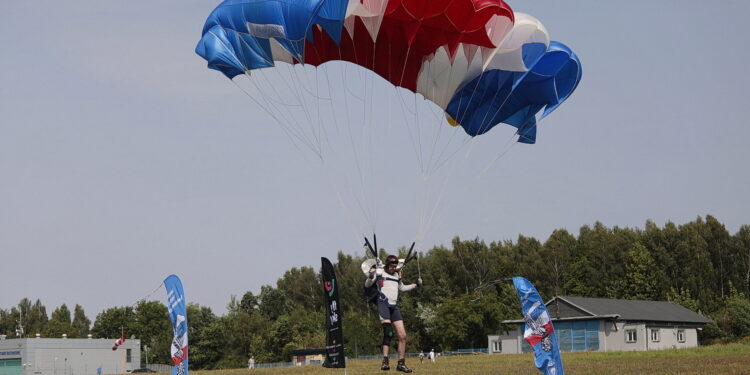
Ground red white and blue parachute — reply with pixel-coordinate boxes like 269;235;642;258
196;0;581;144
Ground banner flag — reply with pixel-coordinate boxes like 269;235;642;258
512;276;564;375
321;257;345;368
164;274;188;375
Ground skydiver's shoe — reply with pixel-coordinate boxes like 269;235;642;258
396;359;413;373
381;357;390;371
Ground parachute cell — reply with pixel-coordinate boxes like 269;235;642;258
196;0;582;143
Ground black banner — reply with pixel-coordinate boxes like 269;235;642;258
321;257;345;368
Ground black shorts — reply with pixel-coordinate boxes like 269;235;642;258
377;302;403;322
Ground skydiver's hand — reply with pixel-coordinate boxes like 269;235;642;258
417;278;423;288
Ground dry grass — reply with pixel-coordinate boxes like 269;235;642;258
187;343;750;375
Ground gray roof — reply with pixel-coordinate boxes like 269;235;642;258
553;296;712;324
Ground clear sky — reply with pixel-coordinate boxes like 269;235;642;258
1;1;749;319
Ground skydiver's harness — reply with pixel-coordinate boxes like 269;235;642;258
359;234;420;305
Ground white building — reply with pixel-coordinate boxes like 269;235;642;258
488;296;711;354
0;337;140;375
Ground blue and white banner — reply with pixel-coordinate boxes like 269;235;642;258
164;274;188;375
512;276;564;375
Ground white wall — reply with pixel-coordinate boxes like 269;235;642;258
488;326;523;354
599;322;699;352
0;338;140;375
491;321;701;354
644;326;698;350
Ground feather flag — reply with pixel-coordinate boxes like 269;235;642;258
164;275;188;375
321;257;345;368
512;276;564;375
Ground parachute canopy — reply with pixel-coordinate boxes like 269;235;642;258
196;0;582;143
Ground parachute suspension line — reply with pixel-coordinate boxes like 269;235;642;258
317;63;372;241
397;44;413;91
279;64;323;153
476;134;518;178
454;68;489;126
348;66;378;230
416;141;464;245
358;60;375;229
342;66;367;102
315;66;323;156
234;77;320;159
474;75;517;137
304;63;376;241
285;64;320;151
416;248;422;280
414;91;424;173
387;82;440;241
210;30;319;157
337;63;377;230
367;65;379;228
322;64;341;134
425;59;464;176
255;69;321;159
283;65;315;148
416;58;461;176
395;86;424;173
250;72;310;150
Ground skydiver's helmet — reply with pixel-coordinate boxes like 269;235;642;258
385;255;399;273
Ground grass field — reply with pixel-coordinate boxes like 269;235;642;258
186;343;750;375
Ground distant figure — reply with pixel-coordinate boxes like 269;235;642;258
248;356;255;369
418;351;424;364
429;349;436;363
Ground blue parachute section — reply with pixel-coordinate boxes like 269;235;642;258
195;0;348;78
445;41;582;143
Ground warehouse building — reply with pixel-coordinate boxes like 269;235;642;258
0;336;140;375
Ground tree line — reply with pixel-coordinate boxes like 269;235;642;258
2;215;749;368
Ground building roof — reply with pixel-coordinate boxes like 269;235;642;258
503;296;711;325
551;296;712;324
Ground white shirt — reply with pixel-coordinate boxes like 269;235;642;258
365;269;416;305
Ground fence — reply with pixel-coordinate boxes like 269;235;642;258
236;348;488;369
141;364;172;373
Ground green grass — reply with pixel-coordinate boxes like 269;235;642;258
188;343;750;375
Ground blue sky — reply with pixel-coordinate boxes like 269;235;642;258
1;0;748;317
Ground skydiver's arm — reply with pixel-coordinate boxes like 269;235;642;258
364;277;376;288
398;280;418;292
364;266;378;287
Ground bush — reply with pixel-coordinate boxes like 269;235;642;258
727;298;750;338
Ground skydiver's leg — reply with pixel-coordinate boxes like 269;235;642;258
392;320;407;359
378;301;393;368
382;321;394;357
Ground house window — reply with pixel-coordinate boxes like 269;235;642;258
625;329;637;343
650;329;660;342
126;348;132;363
677;329;685;343
492;340;502;353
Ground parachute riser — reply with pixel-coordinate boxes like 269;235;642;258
363;235;381;268
361;235;420;277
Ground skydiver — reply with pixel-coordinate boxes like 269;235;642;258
365;254;422;372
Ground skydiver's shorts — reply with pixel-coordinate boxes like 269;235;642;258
377;302;403;322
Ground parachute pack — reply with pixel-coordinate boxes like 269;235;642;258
359;236;418;304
